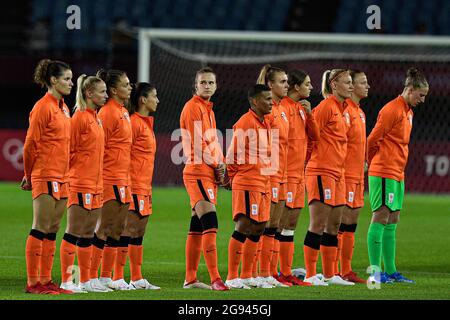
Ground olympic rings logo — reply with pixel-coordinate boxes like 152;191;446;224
2;138;23;170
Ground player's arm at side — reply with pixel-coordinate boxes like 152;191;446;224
181;104;220;169
23;104;51;186
367;106;397;165
98;107;118;147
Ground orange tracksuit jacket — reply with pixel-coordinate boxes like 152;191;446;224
282;96;320;183
343;98;366;183
129;113;156;196
226;109;272;193
180;95;224;181
368;95;413;181
98;98;132;186
306;95;348;180
69;108;104;194
23;92;71;183
265;99;289;183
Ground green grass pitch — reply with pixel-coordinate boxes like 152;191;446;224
0;182;449;300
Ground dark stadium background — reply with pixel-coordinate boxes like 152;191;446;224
1;0;449;192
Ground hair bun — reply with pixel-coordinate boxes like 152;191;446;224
96;69;107;81
407;68;419;77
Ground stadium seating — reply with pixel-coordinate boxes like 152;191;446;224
30;0;449;51
30;0;292;50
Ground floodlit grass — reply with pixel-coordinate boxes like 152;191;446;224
0;183;449;300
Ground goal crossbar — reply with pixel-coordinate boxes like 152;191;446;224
138;28;450;82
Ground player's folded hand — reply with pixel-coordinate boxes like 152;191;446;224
20;176;32;191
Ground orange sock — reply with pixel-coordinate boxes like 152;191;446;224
303;245;319;278
90;234;105;279
113;236;130;281
185;232;202;283
336;231;343;275
303;231;322;278
252;238;262;277
40;233;57;284
129;238;144;281
100;237;118;279
60;234;78;283
240;236;259;279
279;231;295;276
202;228;220;282
320;245;337;279
227;231;245;280
270;237;280;277
260;232;275;277
25;230;45;286
185;216;203;283
320;232;338;278
341;231;355;275
76;238;92;284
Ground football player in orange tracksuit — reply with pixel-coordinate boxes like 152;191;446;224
89;69;133;290
224;84;274;289
180;67;229;291
255;65;291;287
22;59;73;295
59;75;110;293
335;70;370;284
302;69;355;286
277;69;319;286
112;83;160;290
367;68;429;284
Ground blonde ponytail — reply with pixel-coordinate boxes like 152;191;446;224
321;70;332;99
74;75;104;112
75;74;88;112
321;69;349;99
257;64;271;85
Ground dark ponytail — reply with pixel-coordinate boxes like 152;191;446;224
129;82;156;115
34;59;71;88
287;69;309;90
96;68;127;96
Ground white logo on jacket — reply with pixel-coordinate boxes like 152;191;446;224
299;109;305;121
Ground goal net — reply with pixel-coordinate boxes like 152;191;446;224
138;28;450;193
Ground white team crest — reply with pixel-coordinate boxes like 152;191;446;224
344;112;350;125
85;193;91;205
207;188;215;200
62;108;70;118
324;188;331;200
360;112;365;123
124;112;130;122
272;188;278;199
52;182;59;193
119;187;125;200
287;192;293;203
251;204;258;216
281;111;288;122
299;109;306;121
348;191;354;203
139;199;145;212
388;193;394;204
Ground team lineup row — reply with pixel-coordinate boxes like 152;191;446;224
21;58;428;294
